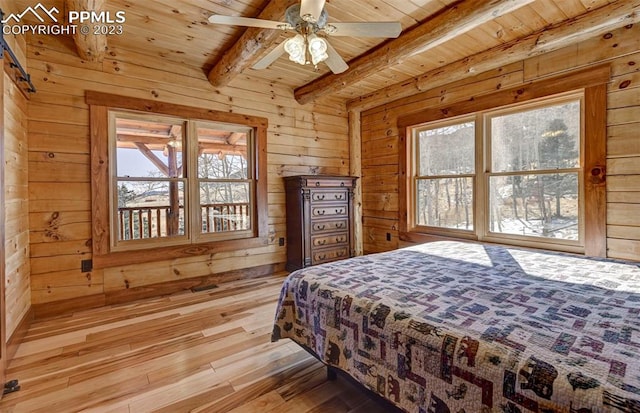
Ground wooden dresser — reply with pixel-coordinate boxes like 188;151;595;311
284;175;357;271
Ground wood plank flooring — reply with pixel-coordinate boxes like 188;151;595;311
0;275;389;412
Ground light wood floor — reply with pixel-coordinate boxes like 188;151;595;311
0;275;390;412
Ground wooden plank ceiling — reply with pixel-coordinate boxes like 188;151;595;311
13;0;638;105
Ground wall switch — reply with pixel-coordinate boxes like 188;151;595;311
81;259;93;273
386;232;391;241
279;237;285;246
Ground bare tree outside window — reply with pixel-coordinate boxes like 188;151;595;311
415;120;475;231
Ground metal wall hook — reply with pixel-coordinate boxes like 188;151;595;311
1;9;37;94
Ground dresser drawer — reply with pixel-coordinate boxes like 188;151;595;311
311;205;348;218
312;246;349;265
305;177;354;188
311;190;349;203
311;232;349;248
311;219;348;233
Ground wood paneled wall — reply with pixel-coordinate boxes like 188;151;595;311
26;35;349;312
2;8;31;342
4;72;31;338
360;25;640;261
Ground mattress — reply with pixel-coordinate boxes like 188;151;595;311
272;241;640;412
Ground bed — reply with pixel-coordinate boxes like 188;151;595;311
271;241;640;413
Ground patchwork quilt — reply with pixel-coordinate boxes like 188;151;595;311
272;241;640;413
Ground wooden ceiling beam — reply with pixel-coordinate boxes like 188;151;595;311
117;135;171;145
348;0;640;112
198;143;246;154
293;0;536;105
169;125;182;139
227;132;245;145
133;143;170;176
66;0;108;62
207;0;297;88
118;136;246;153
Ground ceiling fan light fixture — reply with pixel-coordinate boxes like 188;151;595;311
209;1;401;74
284;34;306;65
307;34;328;65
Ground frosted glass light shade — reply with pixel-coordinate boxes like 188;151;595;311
284;34;306;65
307;34;328;65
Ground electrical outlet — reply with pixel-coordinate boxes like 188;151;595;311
279;237;285;246
81;259;93;273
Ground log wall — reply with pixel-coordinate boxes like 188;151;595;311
360;25;640;261
26;35;349;313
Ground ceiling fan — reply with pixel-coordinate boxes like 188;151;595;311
208;0;402;74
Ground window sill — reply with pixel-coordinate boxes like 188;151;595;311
399;231;478;245
400;230;584;255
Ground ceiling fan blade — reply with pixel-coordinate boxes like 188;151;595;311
299;0;325;22
325;22;402;38
252;42;287;70
208;14;289;30
323;40;348;74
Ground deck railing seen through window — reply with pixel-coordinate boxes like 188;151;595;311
117;202;250;241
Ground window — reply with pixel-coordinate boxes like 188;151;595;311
112;114;255;249
413;119;475;232
486;99;582;241
399;66;608;256
113;113;188;247
88;92;268;268
194;122;253;239
409;95;583;250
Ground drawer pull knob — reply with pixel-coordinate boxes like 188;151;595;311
337;251;345;257
335;194;343;200
340;182;345;187
335;209;342;214
319;254;327;260
316;224;325;230
336;223;343;228
315;181;320;187
317;194;325;200
316;210;325;215
318;240;327;245
336;237;344;242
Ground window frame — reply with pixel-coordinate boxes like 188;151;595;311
88;91;269;268
109;110;190;251
190;119;256;243
398;65;609;256
481;93;585;249
409;115;477;237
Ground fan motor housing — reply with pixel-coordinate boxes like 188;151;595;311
285;4;328;29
